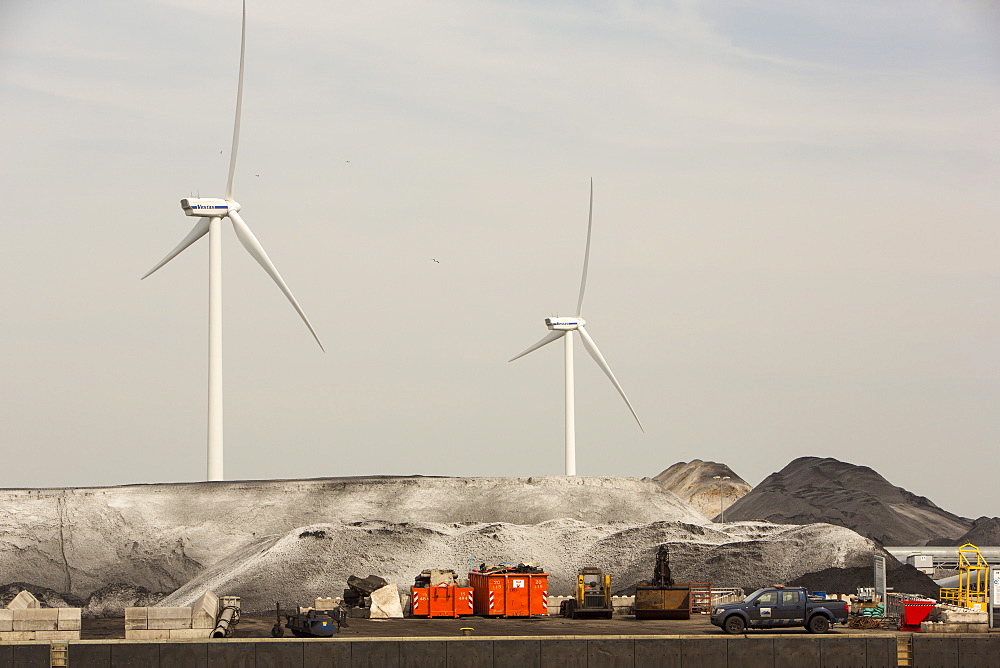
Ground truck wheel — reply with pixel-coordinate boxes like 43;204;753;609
270;624;284;638
807;615;830;634
723;615;746;635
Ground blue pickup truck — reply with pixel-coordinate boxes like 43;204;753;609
710;586;850;634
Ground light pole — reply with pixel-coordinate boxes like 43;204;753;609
713;475;731;523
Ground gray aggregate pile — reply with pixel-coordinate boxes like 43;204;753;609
652;460;752;520
927;516;1000;547
721;457;971;545
0;475;705;599
789;564;939;600
158;519;881;615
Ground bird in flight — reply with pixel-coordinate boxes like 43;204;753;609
432;259;440;263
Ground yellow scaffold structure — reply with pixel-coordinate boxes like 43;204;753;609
939;543;989;611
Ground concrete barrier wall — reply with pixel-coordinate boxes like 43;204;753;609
0;634;983;668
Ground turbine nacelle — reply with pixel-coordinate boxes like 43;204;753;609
545;316;585;331
180;198;240;217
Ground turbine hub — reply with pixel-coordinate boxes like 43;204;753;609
546;316;584;331
180;197;240;217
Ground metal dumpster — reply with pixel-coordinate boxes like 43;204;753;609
634;584;693;620
410;585;474;618
469;572;549;617
899;600;936;631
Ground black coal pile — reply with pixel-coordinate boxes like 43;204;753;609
83;583;168;618
789;564;939;601
0;582;85;608
721;457;971;545
927;517;1000;547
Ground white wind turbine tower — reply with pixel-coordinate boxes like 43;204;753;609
510;180;642;476
142;1;323;481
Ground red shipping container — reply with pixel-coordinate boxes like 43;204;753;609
410;585;474;618
899;600;936;631
469;572;549;617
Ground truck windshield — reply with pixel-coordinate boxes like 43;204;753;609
742;588;766;603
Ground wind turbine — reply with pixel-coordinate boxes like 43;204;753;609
509;180;642;476
142;1;323;482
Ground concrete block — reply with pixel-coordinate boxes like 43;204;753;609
220;596;241;611
33;630;80;641
921;621;989;633
6;590;40;609
0;630;36;641
147;606;192;629
314;596;338;610
547;595;573;615
12;608;58;631
169;628;212;639
370;583;404;619
0;608;12;632
125;606;148;630
937;605;988;624
192;590;220;629
56;607;81;631
125;628;171;640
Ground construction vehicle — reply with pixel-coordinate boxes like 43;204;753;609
711;586;849;634
560;567;614;619
634;545;711;620
270;601;347;638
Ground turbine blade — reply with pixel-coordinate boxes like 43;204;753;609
576;178;594;317
225;0;246;201
509;330;565;363
577;325;643;431
228;211;325;351
141;218;211;279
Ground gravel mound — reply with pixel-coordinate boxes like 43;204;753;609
0;582;85;609
789;564;940;600
721;457;970;545
0;476;705;599
83;584;168;618
652;460;752;520
927;516;1000;547
159;519;883;615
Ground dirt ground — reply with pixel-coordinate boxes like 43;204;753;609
81;615;907;640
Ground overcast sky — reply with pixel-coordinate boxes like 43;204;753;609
1;0;998;519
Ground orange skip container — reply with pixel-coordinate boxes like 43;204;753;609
469;572;549;617
409;585;474;618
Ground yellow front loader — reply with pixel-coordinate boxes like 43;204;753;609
560;567;614;619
